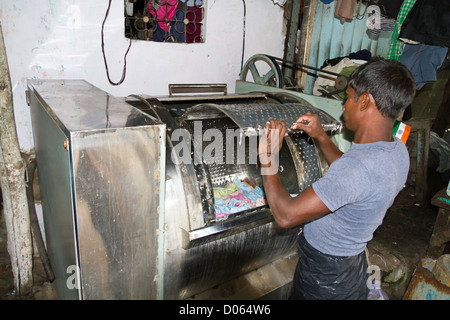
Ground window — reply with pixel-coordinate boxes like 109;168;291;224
125;0;205;43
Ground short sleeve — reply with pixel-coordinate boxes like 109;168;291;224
312;156;371;212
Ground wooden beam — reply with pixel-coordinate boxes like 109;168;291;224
0;25;33;296
297;0;316;89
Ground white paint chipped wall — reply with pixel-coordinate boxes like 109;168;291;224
0;0;286;152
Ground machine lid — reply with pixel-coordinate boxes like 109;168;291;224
27;79;162;134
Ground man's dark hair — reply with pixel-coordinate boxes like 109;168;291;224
348;57;416;119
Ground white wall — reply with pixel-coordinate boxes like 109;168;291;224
0;0;286;152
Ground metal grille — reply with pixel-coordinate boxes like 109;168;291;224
202;103;335;191
223;103;336;129
181;102;338;130
125;0;204;43
179;102;338;221
290;136;321;190
199;118;258;187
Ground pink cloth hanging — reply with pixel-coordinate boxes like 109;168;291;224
149;0;178;31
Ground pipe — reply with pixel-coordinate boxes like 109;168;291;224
25;157;55;282
265;54;346;78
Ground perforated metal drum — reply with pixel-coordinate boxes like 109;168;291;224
177;102;338;223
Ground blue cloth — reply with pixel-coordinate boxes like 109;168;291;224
400;44;447;89
233;176;253;193
244;186;264;202
305;137;409;256
233;176;264;201
214;198;253;215
180;0;202;5
214;177;265;216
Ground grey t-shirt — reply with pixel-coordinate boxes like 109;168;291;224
305;137;409;257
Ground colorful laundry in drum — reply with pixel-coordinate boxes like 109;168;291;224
213;177;267;218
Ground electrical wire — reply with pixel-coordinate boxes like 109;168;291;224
101;0;132;86
240;0;246;74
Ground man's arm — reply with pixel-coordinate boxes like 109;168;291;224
258;118;330;228
293;113;343;165
261;174;330;228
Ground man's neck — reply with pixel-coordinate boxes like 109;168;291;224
353;118;395;144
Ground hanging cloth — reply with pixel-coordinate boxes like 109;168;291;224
367;11;396;35
334;0;357;23
148;0;178;32
386;0;417;60
375;0;404;19
400;44;448;89
399;0;450;47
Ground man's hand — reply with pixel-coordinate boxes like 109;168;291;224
258;118;287;173
292;112;343;165
258;118;287;156
291;112;326;140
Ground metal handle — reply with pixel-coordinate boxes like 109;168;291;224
168;83;227;96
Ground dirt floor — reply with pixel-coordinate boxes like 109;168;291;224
0;165;447;301
367;170;447;300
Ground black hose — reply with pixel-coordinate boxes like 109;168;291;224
25;158;55;282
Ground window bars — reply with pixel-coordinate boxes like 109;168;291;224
125;0;204;43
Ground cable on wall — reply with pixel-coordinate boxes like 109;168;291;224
240;0;247;74
101;0;132;86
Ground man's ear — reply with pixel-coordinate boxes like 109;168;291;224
359;92;372;111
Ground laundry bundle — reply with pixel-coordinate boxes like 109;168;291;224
213;177;267;218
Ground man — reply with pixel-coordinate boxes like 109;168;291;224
258;58;416;299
